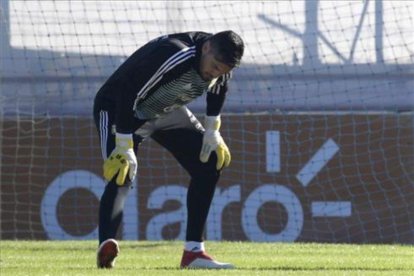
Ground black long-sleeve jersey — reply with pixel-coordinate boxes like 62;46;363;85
95;31;232;134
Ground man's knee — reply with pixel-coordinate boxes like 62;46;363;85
191;158;222;183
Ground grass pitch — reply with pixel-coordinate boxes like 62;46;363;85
0;241;413;275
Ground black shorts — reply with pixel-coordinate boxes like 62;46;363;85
93;96;212;176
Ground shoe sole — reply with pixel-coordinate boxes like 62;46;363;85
182;258;235;269
97;239;119;269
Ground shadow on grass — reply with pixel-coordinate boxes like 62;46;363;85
127;266;412;272
122;242;177;249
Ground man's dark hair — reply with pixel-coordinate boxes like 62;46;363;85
209;30;244;68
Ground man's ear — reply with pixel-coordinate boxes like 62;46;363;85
202;40;211;54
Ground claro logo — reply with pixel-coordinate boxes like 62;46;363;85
41;131;351;241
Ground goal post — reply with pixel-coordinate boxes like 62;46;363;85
1;0;413;243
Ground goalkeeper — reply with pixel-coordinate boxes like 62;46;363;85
93;30;244;269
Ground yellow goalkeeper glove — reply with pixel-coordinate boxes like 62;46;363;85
199;115;231;170
103;133;137;185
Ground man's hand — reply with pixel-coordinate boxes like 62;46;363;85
199;116;231;170
103;133;137;185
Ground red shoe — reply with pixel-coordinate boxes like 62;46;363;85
180;250;235;269
96;239;119;269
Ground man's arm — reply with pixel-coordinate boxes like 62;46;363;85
104;36;195;184
200;72;233;170
206;72;232;116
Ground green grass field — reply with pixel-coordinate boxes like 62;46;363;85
1;241;413;275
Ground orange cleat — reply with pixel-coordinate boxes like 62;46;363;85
96;239;119;269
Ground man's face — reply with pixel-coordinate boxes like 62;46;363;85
199;41;232;82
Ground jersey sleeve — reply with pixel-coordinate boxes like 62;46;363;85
114;36;195;133
206;72;232;116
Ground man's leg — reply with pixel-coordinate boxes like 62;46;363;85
151;128;219;242
96;181;129;269
149;108;234;269
93;104;143;268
